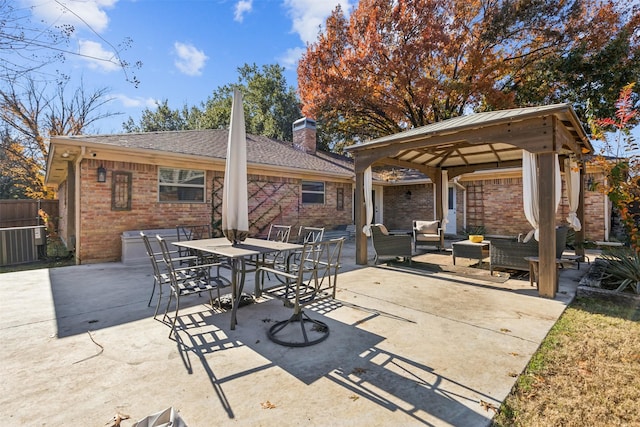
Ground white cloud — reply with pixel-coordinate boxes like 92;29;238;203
113;94;157;109
279;46;306;71
173;42;208;76
283;0;354;45
234;0;253;23
78;40;121;72
23;0;117;34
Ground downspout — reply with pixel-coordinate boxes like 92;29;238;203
432;182;437;219
75;146;86;264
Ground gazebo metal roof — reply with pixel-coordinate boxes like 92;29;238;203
345;103;593;299
346;103;591;175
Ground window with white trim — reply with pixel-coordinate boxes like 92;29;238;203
158;167;205;202
301;180;325;204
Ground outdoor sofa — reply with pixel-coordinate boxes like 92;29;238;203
488;226;569;274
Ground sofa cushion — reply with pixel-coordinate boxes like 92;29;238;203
416;234;440;241
416;221;439;234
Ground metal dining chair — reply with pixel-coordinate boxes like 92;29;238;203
266;224;292;243
273;226;325;281
176;224;217;264
255;237;345;347
140;231;198;318
156;235;230;336
259;224;293;280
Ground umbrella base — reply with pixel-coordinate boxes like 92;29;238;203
267;311;329;347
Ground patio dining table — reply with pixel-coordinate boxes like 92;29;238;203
172;237;303;330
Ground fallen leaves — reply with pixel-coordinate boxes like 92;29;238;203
480;400;498;413
105;412;130;427
261;401;276;409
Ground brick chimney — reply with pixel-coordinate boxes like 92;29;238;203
292;117;317;154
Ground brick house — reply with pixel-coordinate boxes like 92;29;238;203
45;118;355;264
46;115;609;266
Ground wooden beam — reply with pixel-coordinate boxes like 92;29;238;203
447;159;522;178
538;152;557;298
372;158;437;177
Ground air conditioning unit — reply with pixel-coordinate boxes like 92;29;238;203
0;226;47;266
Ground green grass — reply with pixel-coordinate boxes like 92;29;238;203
493;296;640;426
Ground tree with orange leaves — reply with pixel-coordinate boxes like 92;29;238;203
589;83;639;250
298;0;639;150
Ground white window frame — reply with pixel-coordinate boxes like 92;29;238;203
301;180;325;204
158;167;206;203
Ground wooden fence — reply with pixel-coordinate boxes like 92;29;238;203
0;200;59;229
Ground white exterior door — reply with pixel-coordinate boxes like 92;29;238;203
446;186;457;234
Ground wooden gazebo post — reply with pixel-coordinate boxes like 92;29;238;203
537;152;558;298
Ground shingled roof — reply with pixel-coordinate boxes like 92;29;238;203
49;128;354;178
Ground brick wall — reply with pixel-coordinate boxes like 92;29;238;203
475;176;606;240
72;159;352;263
381;175;607;240
384;184;435;229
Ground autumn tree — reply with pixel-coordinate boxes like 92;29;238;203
298;0;640;147
0;77;117;198
124;64;302;142
588;83;639;249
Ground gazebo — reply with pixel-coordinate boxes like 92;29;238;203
345;103;593;298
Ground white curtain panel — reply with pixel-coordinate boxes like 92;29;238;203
363;166;373;236
441;169;449;232
554;153;562;214
522;150;562;242
564;157;582;231
522;151;539;242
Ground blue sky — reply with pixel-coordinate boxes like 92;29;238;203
18;0;639;147
21;0;354;134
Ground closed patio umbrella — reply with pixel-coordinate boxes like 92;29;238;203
222;88;249;244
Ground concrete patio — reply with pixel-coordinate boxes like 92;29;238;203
0;240;588;426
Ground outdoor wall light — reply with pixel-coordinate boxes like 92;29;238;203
97;165;107;183
61;151;70;158
405;190;412;200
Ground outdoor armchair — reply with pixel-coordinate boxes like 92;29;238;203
370;224;412;264
412;220;444;251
